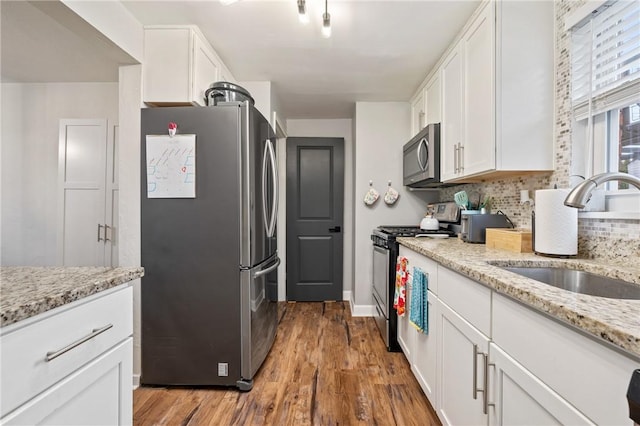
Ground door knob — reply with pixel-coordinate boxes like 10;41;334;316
328;226;341;233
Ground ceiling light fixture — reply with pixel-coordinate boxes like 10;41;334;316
297;0;309;24
322;0;331;38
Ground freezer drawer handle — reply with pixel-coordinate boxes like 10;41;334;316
254;258;281;278
45;324;113;362
328;226;341;233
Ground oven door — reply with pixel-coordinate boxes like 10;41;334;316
372;244;390;345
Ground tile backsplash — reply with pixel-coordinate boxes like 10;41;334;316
439;0;639;262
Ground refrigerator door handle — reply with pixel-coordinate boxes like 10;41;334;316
254;257;281;278
267;139;278;238
261;140;270;236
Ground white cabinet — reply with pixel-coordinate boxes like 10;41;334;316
461;2;494;177
424;73;441;126
144;26;233;106
396;278;414;360
440;0;554;182
437;299;490;426
441;46;463;182
489;343;594;426
412;290;438;405
492;292;639;425
399;246;639;425
1;285;133;425
2;340;132;426
398;246;439;407
411;92;426;136
58;119;118;267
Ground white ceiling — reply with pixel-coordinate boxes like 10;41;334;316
1;0;480;119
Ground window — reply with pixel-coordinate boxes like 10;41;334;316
607;103;640;189
570;0;640;194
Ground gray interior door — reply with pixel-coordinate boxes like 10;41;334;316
286;137;344;301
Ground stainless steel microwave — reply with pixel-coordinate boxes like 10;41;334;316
403;123;441;188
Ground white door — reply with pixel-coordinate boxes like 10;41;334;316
412;289;438;406
441;46;463;181
489;343;595;426
58;119;118;267
463;2;495;177
438;298;489;426
397;280;414;361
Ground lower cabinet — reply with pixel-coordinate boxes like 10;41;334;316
2;339;133;425
437;299;490;426
411;290;438;405
396;280;414;361
396;246;638;425
0;285;133;425
489;343;594;425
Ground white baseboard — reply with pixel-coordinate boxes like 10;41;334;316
346;292;375;317
343;290;351;302
133;374;140;390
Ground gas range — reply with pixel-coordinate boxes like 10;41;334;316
372;225;454;246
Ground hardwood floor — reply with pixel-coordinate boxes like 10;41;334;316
134;302;441;425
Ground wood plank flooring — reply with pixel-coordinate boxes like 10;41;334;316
134;302;441;426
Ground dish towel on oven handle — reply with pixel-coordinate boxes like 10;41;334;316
410;267;429;334
393;256;409;317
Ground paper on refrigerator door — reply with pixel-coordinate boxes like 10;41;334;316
146;134;196;198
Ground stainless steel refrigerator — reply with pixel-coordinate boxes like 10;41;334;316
140;102;279;391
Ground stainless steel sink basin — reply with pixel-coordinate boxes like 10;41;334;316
502;267;640;300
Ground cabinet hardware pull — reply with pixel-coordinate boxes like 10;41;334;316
483;352;495;414
460;145;465;173
104;224;111;242
473;344;480;399
454;144;459;173
45;324;113;362
97;224;103;242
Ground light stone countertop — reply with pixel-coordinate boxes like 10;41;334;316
397;237;640;359
0;266;144;327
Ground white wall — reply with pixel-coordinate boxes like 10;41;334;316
353;102;439;314
283;119;354;302
1;82;119;266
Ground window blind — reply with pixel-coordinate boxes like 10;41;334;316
572;0;640;120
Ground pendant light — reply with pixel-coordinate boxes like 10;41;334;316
322;0;331;37
297;0;309;24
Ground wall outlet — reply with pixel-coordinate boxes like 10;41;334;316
217;363;228;377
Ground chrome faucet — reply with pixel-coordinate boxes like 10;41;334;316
564;172;640;209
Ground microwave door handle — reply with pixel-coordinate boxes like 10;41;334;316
417;138;428;171
267;139;278;238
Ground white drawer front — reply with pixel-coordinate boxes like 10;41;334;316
1;285;133;417
400;246;439;295
437;265;491;336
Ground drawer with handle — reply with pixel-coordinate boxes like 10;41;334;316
0;285;133;417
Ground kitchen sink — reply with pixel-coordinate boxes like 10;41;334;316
501;266;640;300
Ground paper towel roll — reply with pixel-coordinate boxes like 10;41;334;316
534;189;578;256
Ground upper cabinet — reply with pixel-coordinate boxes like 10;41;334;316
424;73;441;126
143;26;236;106
443;0;554;182
411;92;426;136
411;0;554;183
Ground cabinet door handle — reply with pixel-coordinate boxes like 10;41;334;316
97;224;103;242
454;144;459;173
45;324;113;362
460;145;465;173
483;352;495;415
473;344;480;399
104;224;111;242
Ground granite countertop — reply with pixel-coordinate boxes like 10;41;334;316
397;237;640;359
0;266;144;327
